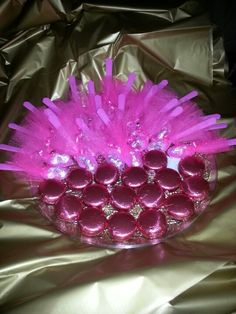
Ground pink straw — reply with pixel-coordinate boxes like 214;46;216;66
0;163;22;171
228;139;236;146
76;118;89;131
160;98;179;113
68;75;78;100
178;91;198;104
145;80;168;102
8;123;31;135
171;117;217;142
169;106;183;118
95;95;102;109
105;58;113;77
97;108;110;125
208;123;227;131
88;80;95;95
42;98;59;113
44;109;61;129
126;73;136;91
118;94;126;111
0;144;21;153
203;114;221;120
23;101;38;113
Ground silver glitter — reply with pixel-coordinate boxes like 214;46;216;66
47;167;68;179
79;156;96;172
50;153;71;165
148;141;163;150
102;204;116;218
108;155;124;170
130;153;141;167
147;170;156;183
130;204;143;219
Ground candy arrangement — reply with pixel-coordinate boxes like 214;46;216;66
0;58;235;248
38;152;215;246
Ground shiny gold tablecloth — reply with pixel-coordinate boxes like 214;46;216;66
0;1;236;313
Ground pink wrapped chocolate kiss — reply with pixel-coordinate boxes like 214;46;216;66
143;150;167;170
155;168;182;191
108;212;136;241
79;207;107;237
183;176;210;201
178;155;205;177
39;179;66;205
122;167;148;188
95;163;118;185
83;184;109;207
55;194;83;222
137;210;167;239
165;194;194;221
66;168;92;190
111;186;136;210
138;183;164;208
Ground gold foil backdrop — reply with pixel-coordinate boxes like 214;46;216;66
0;1;236;313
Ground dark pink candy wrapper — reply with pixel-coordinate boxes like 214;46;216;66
138;183;164;208
137;210;167;239
95;163;119;185
39;179;66;205
155;168;182;191
83;184;109;207
122;167;148;188
55;194;83;222
178;155;205;177
79;207;107;237
66;168;92;190
165;194;194;221
183;175;210;201
111;185;136;210
143;150;167;170
108;212;136;241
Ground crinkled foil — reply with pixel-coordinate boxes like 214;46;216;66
0;1;236;313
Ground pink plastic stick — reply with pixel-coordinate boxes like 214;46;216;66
42;98;59;112
105;58;113;77
208;123;227;131
0;163;22;171
88;80;95;95
97;108;110;125
160;98;179;112
126;73;136;91
118;94;126;111
171;117;217;141
203;114;221;120
95;95;102;109
68;75;78;100
8;123;30;135
169;106;183;118
76;118;89;131
145;80;168;102
23;101;38;112
228;139;236;146
178;91;198;104
0;144;21;153
44;109;61;129
155;80;168;92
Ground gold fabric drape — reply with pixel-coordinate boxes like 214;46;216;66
0;1;236;313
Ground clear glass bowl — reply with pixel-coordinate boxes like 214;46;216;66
38;154;217;249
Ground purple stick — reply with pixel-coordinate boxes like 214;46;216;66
105;58;113;77
42;98;59;113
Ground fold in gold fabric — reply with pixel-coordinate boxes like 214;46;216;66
0;1;236;313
